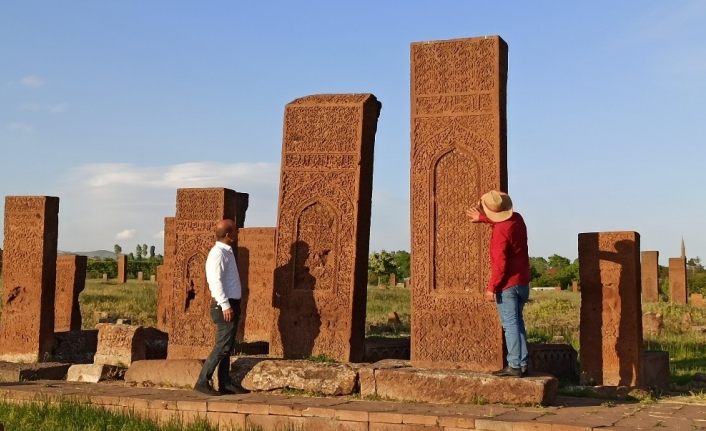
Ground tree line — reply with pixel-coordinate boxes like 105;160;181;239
86;244;163;279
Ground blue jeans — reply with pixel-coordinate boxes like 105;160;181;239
495;285;529;369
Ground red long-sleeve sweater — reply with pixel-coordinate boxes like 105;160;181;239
479;212;530;293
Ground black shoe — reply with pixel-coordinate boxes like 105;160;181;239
521;366;529;377
492;366;523;378
193;383;221;396
219;383;240;395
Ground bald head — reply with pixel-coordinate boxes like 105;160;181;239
215;219;237;242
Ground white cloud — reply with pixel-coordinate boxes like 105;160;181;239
19;75;45;88
115;229;136;240
6;122;34;133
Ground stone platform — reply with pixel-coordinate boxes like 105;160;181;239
0;362;70;382
2;381;706;430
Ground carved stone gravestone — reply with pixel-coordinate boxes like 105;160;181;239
641;251;659;303
669;257;687;304
270;94;381;362
237;227;276;343
55;255;88;332
117;255;127;283
410;36;508;371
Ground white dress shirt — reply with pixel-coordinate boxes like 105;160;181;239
205;241;242;310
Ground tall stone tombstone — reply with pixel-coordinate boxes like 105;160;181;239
669;257;687;304
641;251;659;303
0;196;59;362
55;255;88;332
410;36;508;371
578;231;642;386
117;254;127;283
270;94;381;362
167;188;241;359
156;217;176;331
237;227;276;342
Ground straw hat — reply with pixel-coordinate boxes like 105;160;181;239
480;190;513;222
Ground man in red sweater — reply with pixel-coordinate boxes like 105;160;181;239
467;190;530;377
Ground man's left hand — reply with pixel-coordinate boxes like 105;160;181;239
466;206;482;223
485;290;496;303
223;308;234;322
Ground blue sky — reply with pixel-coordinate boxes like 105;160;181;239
1;1;705;261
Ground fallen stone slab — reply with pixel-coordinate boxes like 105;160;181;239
125;359;204;389
0;362;70;382
241;359;358;395
359;360;558;405
66;364;124;383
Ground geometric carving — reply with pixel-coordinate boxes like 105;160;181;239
117;255;127;284
166;188;242;359
578;231;642;386
0;196;60;363
55;255;87;332
410;36;508;371
669;257;687;305
641;251;659;303
270;94;381;362
236;227;276;342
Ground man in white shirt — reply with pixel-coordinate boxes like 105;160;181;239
194;219;242;396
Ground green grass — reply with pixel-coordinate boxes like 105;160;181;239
0;400;227;431
365;286;410;336
79;279;158;328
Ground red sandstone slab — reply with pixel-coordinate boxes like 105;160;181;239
640;251;659;303
578;231;642;386
55;255;87;332
270;94;381;362
0;196;59;363
410;36;508;371
237;227;276;343
117;255;128;283
94;324;146;366
669;257;687;304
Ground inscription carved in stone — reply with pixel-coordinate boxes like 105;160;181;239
55;255;87;332
270;94;381;362
410;36;508;371
0;196;59;363
579;231;642;386
237;227;276;342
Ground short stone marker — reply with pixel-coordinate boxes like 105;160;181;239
137;271;143;281
94;323;146;367
578;231;642;386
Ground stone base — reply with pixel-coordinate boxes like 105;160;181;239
0;362;71;382
241;360;359;396
66;364;124;383
53;330;98;364
364;336;410;362
359;360;558;405
641;351;670;389
125;359;205;389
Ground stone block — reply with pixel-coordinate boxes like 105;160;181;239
66;363;122;383
669;257;687;304
364;336;410;362
52;330;98;363
137;271;143;281
690;293;706;308
94;323;146;366
358;362;557;405
117;255;127;283
0;361;70;382
241;359;358;395
55;255;87;332
641;350;670;389
124;359;204;388
270;94;381;362
237;227;276;343
642;312;663;336
0;196;59;363
641;251;659;303
528;343;578;381
410;36;508;371
579;231;642;386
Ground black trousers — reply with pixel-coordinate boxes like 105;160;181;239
196;298;241;389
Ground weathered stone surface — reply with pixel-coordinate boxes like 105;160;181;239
150;274;156;282
0;196;59;363
94;324;146;366
0;361;69;382
410;36;508;371
137;271;143;281
528;343;578;381
641;251;659;303
55;255;87;332
579;231;642;386
642;312;663;336
691;293;706;308
102;273;108;282
641;351;670;389
117;255;127;283
52;330;98;364
156;216;176;332
571;280;579;292
270;94;381;362
241;360;358;395
66;363;122;383
124;359;204;388
167;188;244;359
669;257;687;304
364;336;410;363
359;361;557;405
237;227;276;343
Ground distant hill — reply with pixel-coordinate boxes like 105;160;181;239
58;250;116;259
